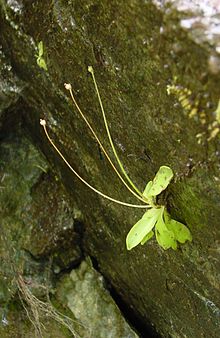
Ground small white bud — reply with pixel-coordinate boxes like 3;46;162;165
64;83;72;90
88;66;93;73
40;119;46;126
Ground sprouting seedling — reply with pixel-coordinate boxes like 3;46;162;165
36;41;48;71
40;66;192;251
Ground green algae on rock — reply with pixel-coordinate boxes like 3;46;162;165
0;0;220;337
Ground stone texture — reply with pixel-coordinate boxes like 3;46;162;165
0;128;82;306
57;260;139;338
0;47;24;125
0;0;220;337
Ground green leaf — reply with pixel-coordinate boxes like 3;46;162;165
166;219;192;244
143;180;153;198
37;57;48;71
164;209;192;244
216;99;220;123
38;41;44;57
141;230;154;245
145;166;174;198
126;207;161;250
155;207;177;250
142;180;155;205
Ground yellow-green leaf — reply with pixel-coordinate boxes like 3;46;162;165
166;219;192;244
155;207;177;250
126;208;161;250
141;230;154;245
37;57;47;71
216;99;220;123
145;166;173;197
38;41;44;57
143;180;153;198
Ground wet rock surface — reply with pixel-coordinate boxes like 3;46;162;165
0;128;82;278
0;129;49;302
0;0;220;337
56;260;139;338
0;128;81;335
0;47;24;125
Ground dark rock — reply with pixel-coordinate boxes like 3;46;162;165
0;129;82;304
0;0;220;337
0;47;24;127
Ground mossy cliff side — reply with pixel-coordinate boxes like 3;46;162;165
0;1;220;337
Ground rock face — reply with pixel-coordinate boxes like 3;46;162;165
57;260;139;338
0;0;220;337
0;47;24;130
0;128;138;337
0;127;81;309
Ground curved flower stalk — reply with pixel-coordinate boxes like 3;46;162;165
40;66;192;251
40;119;147;209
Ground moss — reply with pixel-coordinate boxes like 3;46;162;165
1;0;220;336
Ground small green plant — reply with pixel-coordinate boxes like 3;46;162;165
126;166;192;250
40;66;192;251
36;41;47;71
